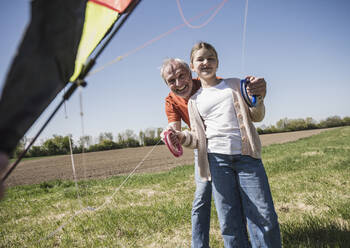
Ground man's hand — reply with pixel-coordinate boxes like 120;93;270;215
161;125;186;147
245;76;267;98
161;122;181;141
174;130;185;144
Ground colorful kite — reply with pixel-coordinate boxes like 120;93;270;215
0;0;140;181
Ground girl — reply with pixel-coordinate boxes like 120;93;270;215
178;42;281;248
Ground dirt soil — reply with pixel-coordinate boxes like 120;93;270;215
4;129;328;187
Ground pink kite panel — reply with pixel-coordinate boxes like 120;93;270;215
89;0;134;13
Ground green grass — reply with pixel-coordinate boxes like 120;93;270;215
1;127;350;247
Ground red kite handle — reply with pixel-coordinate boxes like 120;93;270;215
163;130;183;157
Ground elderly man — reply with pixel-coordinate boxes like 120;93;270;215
160;58;267;247
161;58;212;247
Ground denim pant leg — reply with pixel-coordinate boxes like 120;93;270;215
208;153;250;248
192;149;212;248
235;155;281;248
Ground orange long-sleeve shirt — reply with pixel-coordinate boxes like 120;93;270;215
165;79;201;128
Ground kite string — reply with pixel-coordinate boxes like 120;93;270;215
88;0;227;77
94;139;162;211
39;138;162;243
176;0;228;29
68;134;83;209
78;87;87;179
62;92;83;208
241;0;249;74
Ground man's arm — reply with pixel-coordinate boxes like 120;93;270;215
167;121;181;131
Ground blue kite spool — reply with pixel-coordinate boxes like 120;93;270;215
240;79;257;107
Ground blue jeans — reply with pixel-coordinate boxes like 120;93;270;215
192;150;212;248
208;153;281;248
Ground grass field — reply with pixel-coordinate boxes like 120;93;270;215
0;127;349;247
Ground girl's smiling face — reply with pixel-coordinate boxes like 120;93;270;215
190;48;218;80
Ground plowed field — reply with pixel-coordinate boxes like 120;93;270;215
5;129;328;186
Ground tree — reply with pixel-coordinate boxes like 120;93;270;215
81;135;92;147
42;135;71;155
156;127;163;138
276;118;288;130
145;128;155;139
342;116;350;126
12;136;27;158
287;118;307;131
319;116;343;128
261;125;279;134
28;145;46;157
143;128;162;146
124;129;135;139
98;132;113;143
78;135;92;150
305;117;317;129
118;129;140;148
125;138;140;148
99;140;118;150
139;130;145;146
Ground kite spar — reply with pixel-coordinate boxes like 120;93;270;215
2;0;141;182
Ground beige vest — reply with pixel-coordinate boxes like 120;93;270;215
182;78;265;181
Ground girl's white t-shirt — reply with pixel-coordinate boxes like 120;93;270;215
195;80;242;155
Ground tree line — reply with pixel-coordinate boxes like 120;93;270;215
13;128;163;158
12;115;350;158
256;115;350;134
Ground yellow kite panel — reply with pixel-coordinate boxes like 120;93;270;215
70;1;120;81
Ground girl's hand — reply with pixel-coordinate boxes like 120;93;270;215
161;127;184;146
245;76;266;98
174;131;185;145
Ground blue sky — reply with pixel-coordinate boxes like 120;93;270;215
1;0;349;144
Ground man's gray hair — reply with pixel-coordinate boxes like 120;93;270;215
160;58;191;82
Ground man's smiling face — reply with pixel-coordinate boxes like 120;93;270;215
163;62;193;100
